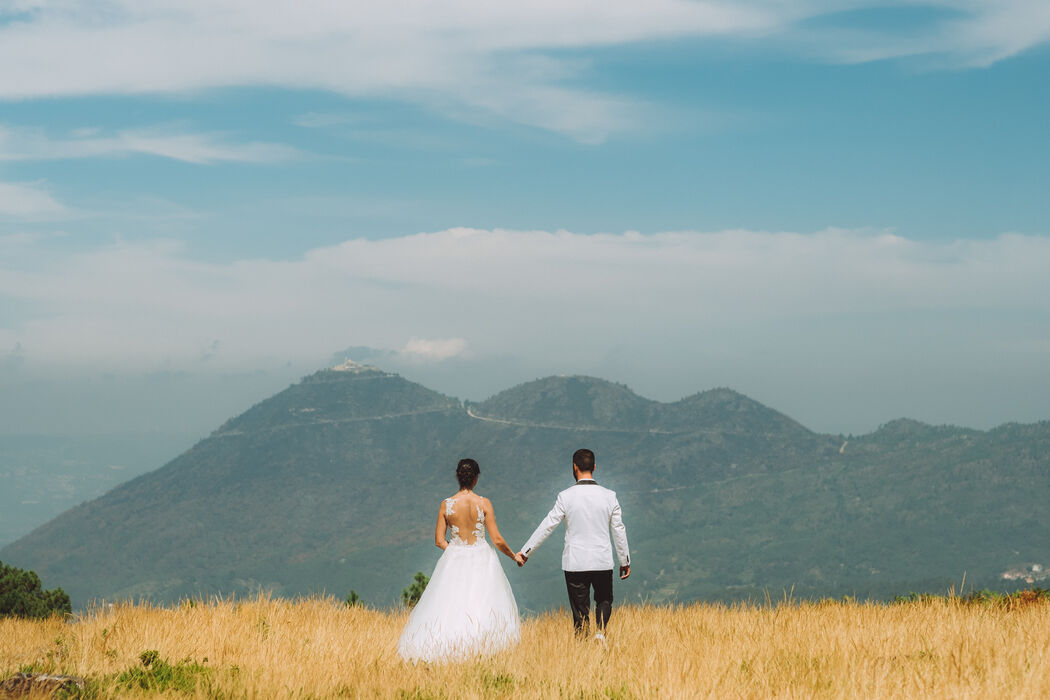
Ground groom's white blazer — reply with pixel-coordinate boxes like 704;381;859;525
521;479;630;572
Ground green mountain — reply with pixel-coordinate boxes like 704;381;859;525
2;365;1047;611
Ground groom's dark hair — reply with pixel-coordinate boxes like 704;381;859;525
572;448;595;472
456;458;480;488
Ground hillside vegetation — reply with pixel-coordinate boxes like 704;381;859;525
2;596;1048;698
2;366;1048;609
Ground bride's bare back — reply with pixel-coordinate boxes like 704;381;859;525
445;492;485;545
435;489;520;561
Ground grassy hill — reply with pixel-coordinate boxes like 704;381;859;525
1;364;1047;610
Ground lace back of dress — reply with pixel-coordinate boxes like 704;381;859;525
445;497;486;546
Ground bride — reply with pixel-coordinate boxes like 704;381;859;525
397;458;523;662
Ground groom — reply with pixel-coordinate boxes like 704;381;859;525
518;448;631;639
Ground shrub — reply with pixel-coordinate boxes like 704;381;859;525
0;560;71;619
118;651;211;694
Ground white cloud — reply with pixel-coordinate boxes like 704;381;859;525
3;2;1044;141
0;124;302;164
0;1;771;142
400;338;469;362
1;227;1047;371
0;180;69;219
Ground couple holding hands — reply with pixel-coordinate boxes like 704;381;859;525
398;448;631;662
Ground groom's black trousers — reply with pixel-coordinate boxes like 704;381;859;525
564;570;614;633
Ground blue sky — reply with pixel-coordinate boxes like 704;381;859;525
1;1;1049;435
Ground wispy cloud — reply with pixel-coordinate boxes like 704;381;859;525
801;0;1050;67
0;1;768;142
0;124;302;164
0;180;69;220
5;2;1042;142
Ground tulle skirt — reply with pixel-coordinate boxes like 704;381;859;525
397;541;521;663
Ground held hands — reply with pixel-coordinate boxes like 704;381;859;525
514;551;527;567
619;565;631;580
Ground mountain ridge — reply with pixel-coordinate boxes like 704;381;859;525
2;367;1048;610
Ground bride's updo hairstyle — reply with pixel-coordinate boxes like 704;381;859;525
456;458;480;489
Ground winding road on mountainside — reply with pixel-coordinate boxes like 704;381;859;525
211;386;827;496
465;406;674;435
465;406;829;497
210;407;453;437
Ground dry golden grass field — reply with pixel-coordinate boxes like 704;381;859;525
2;594;1049;699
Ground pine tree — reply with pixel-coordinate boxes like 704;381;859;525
0;560;72;618
400;572;429;608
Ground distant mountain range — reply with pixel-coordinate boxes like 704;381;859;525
3;363;1048;611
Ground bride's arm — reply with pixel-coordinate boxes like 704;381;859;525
434;501;448;551
482;498;521;562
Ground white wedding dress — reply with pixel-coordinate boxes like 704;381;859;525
397;497;521;662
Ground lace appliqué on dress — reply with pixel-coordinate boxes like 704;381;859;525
472;505;485;542
445;498;486;546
